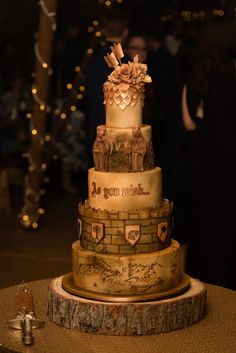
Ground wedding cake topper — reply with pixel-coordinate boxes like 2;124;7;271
103;43;152;111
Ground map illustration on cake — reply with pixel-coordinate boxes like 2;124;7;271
62;43;190;301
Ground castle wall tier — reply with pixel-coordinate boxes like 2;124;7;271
78;199;173;255
105;100;142;128
88;167;162;210
72;239;181;295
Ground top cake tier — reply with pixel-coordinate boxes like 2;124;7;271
103;44;151;128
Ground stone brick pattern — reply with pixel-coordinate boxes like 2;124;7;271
78;199;173;255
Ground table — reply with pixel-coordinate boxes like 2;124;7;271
0;278;236;353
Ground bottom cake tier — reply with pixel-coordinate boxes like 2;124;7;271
72;239;181;295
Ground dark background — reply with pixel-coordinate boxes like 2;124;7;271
0;0;233;55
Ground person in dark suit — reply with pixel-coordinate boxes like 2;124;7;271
182;18;236;289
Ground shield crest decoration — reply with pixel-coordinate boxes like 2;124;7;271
125;225;140;247
157;222;168;243
91;223;104;244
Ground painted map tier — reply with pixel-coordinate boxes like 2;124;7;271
88;167;162;211
78;199;173;254
72;239;181;295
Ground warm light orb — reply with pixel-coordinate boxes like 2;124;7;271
42;62;48;68
77;93;83;99
41;163;47;170
93;20;99;26
105;0;111;6
32;222;38;229
79;85;85;92
40;105;46;111
26;113;32;119
70;105;77;112
45;135;51;141
87;48;93;55
95;31;101;37
44;177;50;183
32;88;37;94
60;113;67;119
23;215;29;222
88;26;94;33
38;208;45;215
66;83;73;90
32;129;37;135
75;66;81;72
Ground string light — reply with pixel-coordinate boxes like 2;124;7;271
79;85;85;92
34;43;52;75
95;31;102;37
38;0;57;31
93;20;99;26
32;85;50;112
75;66;81;72
38;208;45;215
77;93;83;99
60;113;67;119
44;177;50;183
23;215;29;222
87;48;93;55
66;83;73;90
32;222;39;229
70;105;77;112
44;135;51;141
161;8;230;22
20;0;58;231
105;0;111;6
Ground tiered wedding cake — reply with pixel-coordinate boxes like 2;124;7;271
66;44;189;301
48;45;206;334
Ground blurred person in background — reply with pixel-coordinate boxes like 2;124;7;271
182;17;236;289
0;72;31;160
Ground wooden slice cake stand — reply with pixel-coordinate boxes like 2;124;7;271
47;274;206;335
